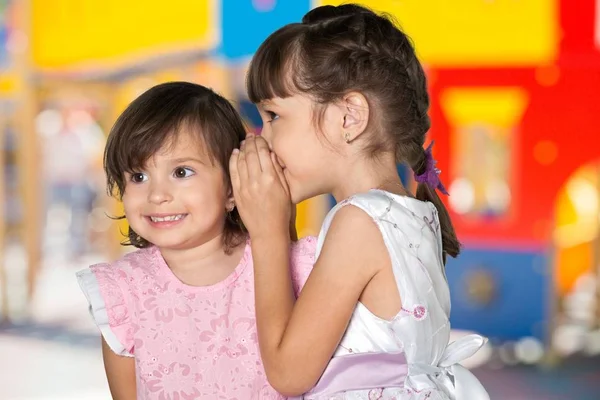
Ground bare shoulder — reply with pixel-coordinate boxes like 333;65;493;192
328;204;378;235
318;204;388;278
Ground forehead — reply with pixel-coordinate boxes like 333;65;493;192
260;94;311;109
154;129;207;159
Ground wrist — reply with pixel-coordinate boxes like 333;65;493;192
251;230;290;249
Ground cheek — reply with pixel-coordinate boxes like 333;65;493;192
259;124;273;143
273;122;306;151
184;176;227;208
121;189;143;212
121;193;146;232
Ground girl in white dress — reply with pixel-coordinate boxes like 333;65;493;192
230;4;490;399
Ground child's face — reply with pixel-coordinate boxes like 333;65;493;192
257;94;345;203
122;131;231;250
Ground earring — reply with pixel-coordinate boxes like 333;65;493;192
226;201;235;213
344;132;351;143
225;204;235;223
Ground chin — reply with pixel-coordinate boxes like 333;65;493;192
289;186;306;205
146;238;178;249
144;233;188;249
290;185;322;205
287;170;328;202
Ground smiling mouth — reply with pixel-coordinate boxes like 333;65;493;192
145;214;188;226
151;214;185;222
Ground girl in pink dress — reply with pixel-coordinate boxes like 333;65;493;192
77;82;315;400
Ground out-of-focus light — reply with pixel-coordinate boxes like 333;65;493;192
36;109;63;137
449;178;474;214
553;324;586;356
583;330;600;356
563;292;595;324
533;140;558;165
46;204;72;234
485;179;511;212
498;342;518;366
567;177;598;218
515;337;544;364
535;65;561;87
89;208;113;233
554;223;597;248
465;269;496;306
67;109;93;128
574;273;597;293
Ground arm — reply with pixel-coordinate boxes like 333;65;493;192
102;336;137;400
252;206;384;395
230;135;385;395
76;267;137;400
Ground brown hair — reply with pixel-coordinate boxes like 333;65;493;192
247;4;460;258
104;81;246;252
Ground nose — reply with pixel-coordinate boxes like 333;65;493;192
147;180;173;205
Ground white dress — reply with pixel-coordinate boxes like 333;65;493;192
301;190;489;400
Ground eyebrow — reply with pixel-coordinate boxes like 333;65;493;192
259;99;275;107
171;157;206;164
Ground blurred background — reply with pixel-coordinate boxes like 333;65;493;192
0;0;599;399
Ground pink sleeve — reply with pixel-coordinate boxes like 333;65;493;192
76;262;135;356
289;236;317;296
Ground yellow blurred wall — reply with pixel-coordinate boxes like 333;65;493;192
317;0;558;66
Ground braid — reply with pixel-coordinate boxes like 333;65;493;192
405;140;427;175
247;3;461;259
391;31;431;145
312;11;431;165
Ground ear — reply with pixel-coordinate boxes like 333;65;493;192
225;190;235;212
341;92;369;142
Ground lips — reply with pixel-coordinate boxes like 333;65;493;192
149;214;185;222
276;155;286;169
145;213;188;228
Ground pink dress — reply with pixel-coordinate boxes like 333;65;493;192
76;237;316;400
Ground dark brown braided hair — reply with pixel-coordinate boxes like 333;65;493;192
247;4;460;258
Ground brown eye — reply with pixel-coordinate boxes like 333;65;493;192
266;111;279;122
131;173;147;183
174;167;195;179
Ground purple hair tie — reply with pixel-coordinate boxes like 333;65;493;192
413;141;449;195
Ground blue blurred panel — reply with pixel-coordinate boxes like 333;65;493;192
238;98;262;128
445;247;549;341
221;0;311;60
